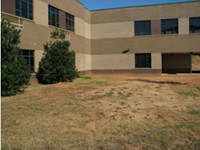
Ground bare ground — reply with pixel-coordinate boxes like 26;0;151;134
1;74;200;150
193;55;200;70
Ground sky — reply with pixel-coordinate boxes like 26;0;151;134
77;0;198;10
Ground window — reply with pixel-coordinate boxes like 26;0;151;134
70;53;75;67
20;50;34;73
190;17;200;33
135;21;151;36
48;5;59;27
15;0;33;20
135;54;151;68
66;13;74;31
161;19;178;34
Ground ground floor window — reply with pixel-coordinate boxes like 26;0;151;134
135;53;151;68
20;50;34;73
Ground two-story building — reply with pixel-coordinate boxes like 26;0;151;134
1;0;200;76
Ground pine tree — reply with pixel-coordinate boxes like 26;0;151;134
1;18;30;96
36;29;78;84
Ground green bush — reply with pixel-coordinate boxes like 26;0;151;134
1;18;30;96
36;29;78;84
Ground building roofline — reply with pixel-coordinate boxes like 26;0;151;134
76;0;91;11
90;1;199;11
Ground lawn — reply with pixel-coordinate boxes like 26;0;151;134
1;74;200;150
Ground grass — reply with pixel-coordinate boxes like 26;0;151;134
77;81;107;85
176;91;199;97
2;74;200;150
78;76;92;80
196;86;200;90
187;110;200;115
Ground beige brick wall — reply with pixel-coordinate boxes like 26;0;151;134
91;54;134;69
85;22;91;39
76;53;86;71
91;22;134;39
75;17;85;37
85;54;92;70
152;53;162;69
34;0;48;27
91;2;200;24
34;50;44;72
179;18;189;35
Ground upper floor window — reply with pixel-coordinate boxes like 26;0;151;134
66;13;74;32
15;0;33;20
48;5;59;27
135;54;151;68
134;21;151;36
161;19;178;34
190;17;200;33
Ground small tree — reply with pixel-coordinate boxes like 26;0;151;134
36;29;78;84
1;18;30;96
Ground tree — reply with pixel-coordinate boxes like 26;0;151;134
36;29;78;84
1;18;30;96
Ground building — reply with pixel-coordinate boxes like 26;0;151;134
1;0;200;77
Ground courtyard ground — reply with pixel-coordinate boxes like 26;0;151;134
1;74;200;150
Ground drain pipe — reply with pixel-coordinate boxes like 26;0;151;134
190;52;193;74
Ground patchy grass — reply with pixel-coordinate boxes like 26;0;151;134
77;81;107;85
78;76;92;80
196;86;200;90
176;91;199;97
2;74;200;150
187;110;200;115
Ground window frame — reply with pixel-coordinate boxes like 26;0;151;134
66;13;74;32
15;0;33;20
161;19;178;34
134;20;151;36
189;17;200;33
20;50;35;73
48;5;59;27
135;53;151;68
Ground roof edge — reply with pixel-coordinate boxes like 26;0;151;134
90;1;199;11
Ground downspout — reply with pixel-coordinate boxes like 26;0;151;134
190;52;193;74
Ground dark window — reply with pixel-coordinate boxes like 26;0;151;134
48;5;59;27
190;17;200;33
135;21;151;36
161;19;178;34
15;0;33;20
70;53;75;67
135;54;151;68
66;13;74;31
20;50;34;73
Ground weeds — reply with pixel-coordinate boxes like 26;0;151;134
176;91;199;97
79;76;92;80
187;110;200;115
77;81;107;85
121;102;125;105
